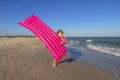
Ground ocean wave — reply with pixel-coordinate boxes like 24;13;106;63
86;40;93;42
66;40;88;47
87;44;120;57
92;40;120;46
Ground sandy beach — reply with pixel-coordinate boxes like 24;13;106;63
0;37;116;80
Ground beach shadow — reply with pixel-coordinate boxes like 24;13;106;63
59;48;83;64
59;57;75;64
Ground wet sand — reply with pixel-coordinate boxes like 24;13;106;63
0;37;116;80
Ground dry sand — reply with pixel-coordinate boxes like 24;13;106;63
0;37;116;80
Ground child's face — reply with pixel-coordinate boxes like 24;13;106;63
58;32;63;38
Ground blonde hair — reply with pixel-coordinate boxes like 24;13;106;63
57;29;63;34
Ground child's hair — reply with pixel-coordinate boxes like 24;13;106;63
57;29;63;34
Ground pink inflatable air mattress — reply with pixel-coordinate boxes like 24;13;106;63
18;14;66;62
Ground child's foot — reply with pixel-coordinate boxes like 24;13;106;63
52;64;58;67
57;63;61;66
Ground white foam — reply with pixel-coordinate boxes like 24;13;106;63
86;40;93;42
75;41;79;44
87;44;120;56
70;40;74;42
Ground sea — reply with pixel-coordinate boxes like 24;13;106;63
65;37;120;80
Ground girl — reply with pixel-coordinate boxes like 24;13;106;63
52;29;66;67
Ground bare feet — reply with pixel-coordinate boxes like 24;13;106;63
52;64;58;67
57;62;61;66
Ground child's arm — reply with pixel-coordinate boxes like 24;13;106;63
60;38;67;45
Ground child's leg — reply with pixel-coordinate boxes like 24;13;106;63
52;59;58;67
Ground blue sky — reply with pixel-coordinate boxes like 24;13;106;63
0;0;120;37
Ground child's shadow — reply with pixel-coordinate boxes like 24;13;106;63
59;57;74;64
59;48;83;64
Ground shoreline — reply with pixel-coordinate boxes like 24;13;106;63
0;37;116;80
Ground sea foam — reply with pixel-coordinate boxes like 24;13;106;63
87;44;120;57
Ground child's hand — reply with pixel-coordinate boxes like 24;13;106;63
60;42;65;45
60;38;67;45
62;38;67;43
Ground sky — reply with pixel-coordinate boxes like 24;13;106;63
0;0;120;37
